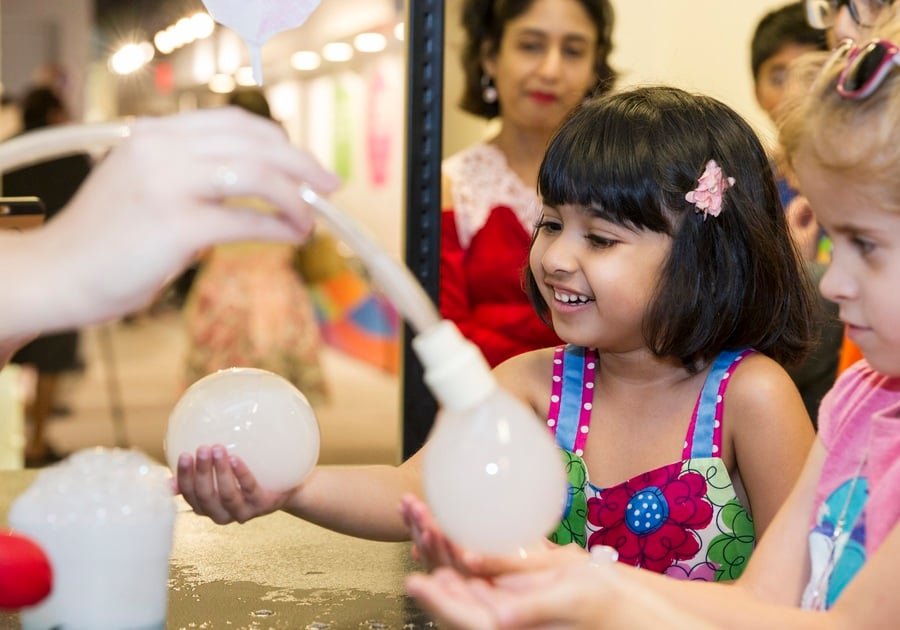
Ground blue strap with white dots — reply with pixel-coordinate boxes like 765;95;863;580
687;348;747;459
555;345;588;450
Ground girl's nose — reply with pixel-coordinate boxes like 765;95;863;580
818;253;855;304
540;234;576;274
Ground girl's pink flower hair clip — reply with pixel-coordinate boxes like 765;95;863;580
685;159;735;219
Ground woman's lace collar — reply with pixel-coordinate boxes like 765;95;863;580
443;142;541;249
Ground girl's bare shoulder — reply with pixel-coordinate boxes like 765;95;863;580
724;351;812;427
494;348;558;404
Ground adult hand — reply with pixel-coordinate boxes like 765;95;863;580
174;444;292;524
15;107;339;335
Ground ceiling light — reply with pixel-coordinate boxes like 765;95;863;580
191;13;216;39
354;33;386;53
322;42;353;63
235;67;257;86
290;50;321;71
208;74;236;93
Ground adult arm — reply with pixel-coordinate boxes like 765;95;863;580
0;107;338;359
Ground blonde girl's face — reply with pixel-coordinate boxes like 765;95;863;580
484;0;599;135
529;204;672;353
797;158;900;376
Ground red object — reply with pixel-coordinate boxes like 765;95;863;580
440;206;562;367
0;530;52;610
154;62;174;95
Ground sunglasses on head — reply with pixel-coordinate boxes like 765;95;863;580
830;38;900;99
805;0;893;29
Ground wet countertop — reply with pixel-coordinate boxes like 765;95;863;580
0;470;434;629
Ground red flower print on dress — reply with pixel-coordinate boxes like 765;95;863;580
586;462;713;573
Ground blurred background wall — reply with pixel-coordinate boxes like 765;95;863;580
0;0;794;259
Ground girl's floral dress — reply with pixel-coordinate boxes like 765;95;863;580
548;345;756;581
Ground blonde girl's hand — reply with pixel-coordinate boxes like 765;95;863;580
174;445;291;524
408;558;719;630
405;568;501;630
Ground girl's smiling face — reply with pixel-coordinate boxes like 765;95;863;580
529;203;672;353
797;158;900;376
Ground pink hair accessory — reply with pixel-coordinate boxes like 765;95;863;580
685;159;735;219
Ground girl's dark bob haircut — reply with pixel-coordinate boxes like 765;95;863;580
458;0;617;119
526;85;816;371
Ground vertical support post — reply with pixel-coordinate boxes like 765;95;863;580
402;0;444;459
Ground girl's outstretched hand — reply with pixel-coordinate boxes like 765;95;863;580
401;493;473;572
174;444;291;524
401;493;587;577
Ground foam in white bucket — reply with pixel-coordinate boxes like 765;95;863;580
9;448;175;630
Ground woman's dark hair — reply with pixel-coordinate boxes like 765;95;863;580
21;87;64;130
228;88;272;120
527;85;816;371
458;0;616;119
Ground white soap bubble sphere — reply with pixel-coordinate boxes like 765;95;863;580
165;367;320;493
423;386;567;556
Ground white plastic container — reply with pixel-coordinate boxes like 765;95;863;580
9;448;175;630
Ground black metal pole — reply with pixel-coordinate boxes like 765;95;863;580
402;0;444;459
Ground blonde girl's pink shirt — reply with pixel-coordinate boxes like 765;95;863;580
814;360;900;554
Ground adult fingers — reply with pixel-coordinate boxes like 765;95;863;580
135;109;340;195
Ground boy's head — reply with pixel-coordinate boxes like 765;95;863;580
752;2;828;120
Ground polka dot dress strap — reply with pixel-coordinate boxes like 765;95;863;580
547;346;566;437
571;348;597;457
548;345;593;450
683;348;755;459
710;349;755;452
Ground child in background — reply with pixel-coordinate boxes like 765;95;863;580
751;1;827;208
406;12;900;627
751;3;840;427
175;85;815;583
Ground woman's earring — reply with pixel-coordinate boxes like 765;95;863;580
481;74;498;104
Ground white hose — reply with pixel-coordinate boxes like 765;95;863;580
0;122;132;173
298;184;441;336
0;122;442;337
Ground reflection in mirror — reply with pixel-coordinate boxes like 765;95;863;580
36;0;411;467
